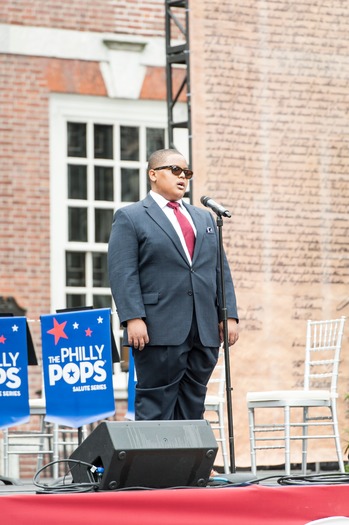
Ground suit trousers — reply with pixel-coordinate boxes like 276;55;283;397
132;315;219;420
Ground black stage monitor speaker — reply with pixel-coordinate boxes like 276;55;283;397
69;420;218;490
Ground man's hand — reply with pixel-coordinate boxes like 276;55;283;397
127;318;149;350
219;319;239;347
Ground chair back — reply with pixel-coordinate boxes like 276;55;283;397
304;316;346;394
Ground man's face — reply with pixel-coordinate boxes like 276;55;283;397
149;153;190;201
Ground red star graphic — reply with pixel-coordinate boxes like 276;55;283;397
0;335;6;344
47;318;68;345
85;327;93;337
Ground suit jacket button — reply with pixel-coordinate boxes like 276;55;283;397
188;291;193;296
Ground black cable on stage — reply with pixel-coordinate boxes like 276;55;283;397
33;458;349;494
278;472;349;486
33;459;101;494
207;472;349;488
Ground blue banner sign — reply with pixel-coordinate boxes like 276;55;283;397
0;316;29;429
41;308;115;427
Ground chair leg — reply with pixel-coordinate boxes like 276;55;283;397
36;416;46;474
331;403;345;473
52;424;59;479
218;403;230;474
248;407;257;475
302;407;309;475
3;428;9;477
284;406;291;475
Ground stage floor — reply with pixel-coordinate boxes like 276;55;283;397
1;470;349;525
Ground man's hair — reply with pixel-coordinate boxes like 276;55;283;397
147;148;184;171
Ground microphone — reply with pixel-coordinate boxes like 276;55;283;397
200;196;231;218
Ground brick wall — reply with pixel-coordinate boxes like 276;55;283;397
190;0;349;467
114;0;167;36
0;54;50;399
0;0;117;32
0;0;167;36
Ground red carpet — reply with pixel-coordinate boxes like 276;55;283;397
1;484;349;524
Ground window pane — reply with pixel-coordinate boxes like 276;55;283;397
66;294;86;309
67;122;86;157
66;252;86;286
94;166;114;201
93;253;109;287
121;168;139;202
68;165;87;199
68;207;87;241
93;294;112;309
94;124;113;159
120;126;139;161
146;128;165;158
95;209;114;243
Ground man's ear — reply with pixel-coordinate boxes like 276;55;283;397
148;169;157;183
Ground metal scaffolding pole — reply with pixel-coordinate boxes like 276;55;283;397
165;0;192;199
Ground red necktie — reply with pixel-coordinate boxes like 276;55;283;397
167;202;195;259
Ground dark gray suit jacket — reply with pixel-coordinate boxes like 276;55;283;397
108;194;238;348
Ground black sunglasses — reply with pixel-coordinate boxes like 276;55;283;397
153;165;193;179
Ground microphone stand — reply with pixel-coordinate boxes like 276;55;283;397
215;212;257;482
216;213;236;472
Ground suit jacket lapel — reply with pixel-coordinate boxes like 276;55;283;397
143;195;190;264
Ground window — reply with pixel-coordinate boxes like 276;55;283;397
65;121;165;309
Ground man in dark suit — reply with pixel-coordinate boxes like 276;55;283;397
108;148;239;420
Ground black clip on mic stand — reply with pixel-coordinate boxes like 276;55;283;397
215;210;257;484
